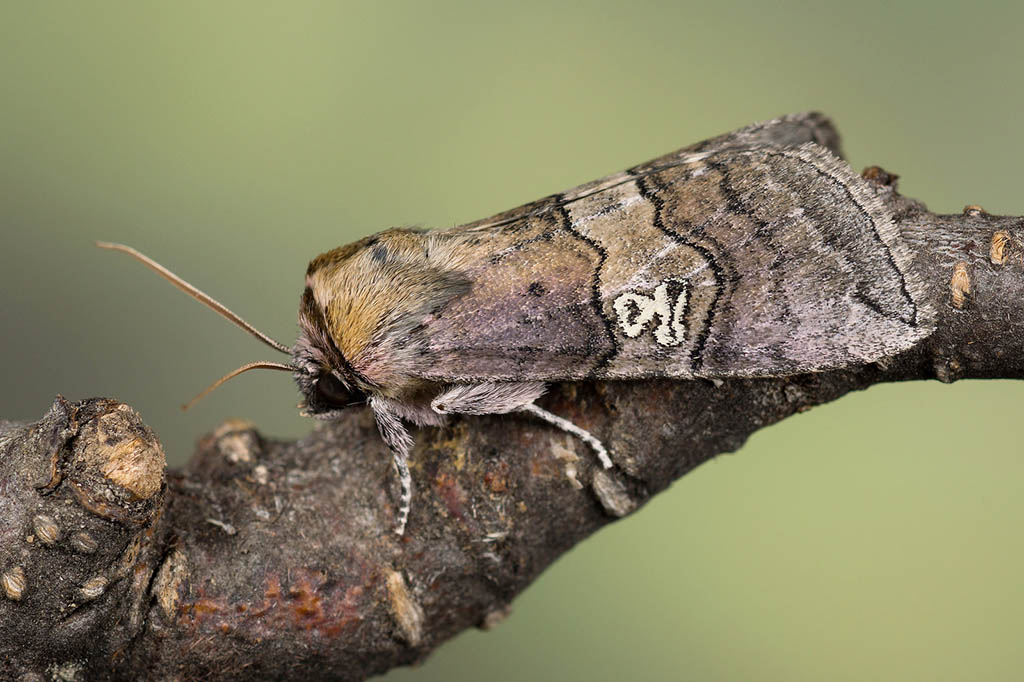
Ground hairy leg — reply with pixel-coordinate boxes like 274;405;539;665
370;397;415;535
430;381;546;415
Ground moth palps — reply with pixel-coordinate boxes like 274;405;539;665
100;112;934;535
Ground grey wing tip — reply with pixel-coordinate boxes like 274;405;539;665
693;112;845;160
775;112;844;159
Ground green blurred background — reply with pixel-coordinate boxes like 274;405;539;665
3;2;1023;680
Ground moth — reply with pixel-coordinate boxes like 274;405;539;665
100;112;934;535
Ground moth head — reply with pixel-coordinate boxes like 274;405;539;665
291;363;367;418
292;285;369;418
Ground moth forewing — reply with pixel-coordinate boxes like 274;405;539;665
408;144;932;384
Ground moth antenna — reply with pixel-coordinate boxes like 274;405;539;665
96;241;292;355
183;361;295;411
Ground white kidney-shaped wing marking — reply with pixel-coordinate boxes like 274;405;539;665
612;278;690;347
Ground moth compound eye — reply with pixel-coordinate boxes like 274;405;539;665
315;373;353;408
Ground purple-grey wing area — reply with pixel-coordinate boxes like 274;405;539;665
411;114;932;383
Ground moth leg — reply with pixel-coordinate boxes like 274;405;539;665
370;397;415;536
431;381;547;416
517;403;613;470
391;451;412;537
431;383;613;470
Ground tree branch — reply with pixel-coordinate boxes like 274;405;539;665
2;168;1021;681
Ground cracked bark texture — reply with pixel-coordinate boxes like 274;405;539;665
2;169;1023;681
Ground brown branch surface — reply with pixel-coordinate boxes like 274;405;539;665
2;173;1022;681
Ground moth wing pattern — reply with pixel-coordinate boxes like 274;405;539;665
404;112;934;383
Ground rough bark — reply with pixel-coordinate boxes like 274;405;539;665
1;170;1021;681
